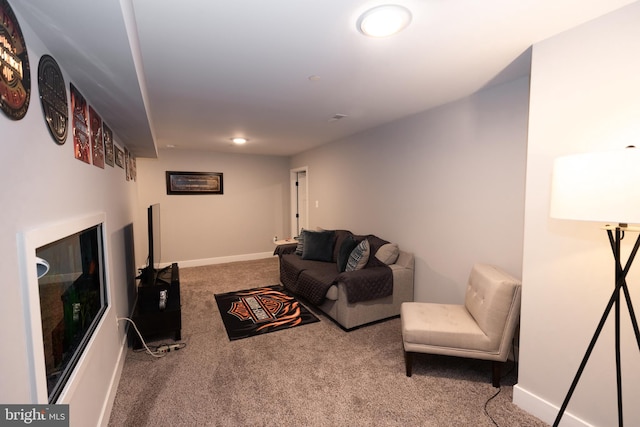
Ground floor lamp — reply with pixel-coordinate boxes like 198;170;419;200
549;147;640;427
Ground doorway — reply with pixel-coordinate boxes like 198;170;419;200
290;167;308;237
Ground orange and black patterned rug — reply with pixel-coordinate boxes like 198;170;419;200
214;285;320;341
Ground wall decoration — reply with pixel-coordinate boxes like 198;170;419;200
37;55;67;144
115;146;124;168
124;147;130;180
89;106;104;168
166;171;224;195
130;156;137;181
70;84;90;163
0;0;31;120
103;123;114;167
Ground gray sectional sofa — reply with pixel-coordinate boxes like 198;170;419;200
274;229;414;330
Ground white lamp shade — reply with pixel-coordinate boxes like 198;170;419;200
550;148;640;225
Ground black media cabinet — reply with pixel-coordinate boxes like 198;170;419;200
131;263;181;349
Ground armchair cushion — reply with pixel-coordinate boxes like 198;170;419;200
401;303;490;352
465;263;521;351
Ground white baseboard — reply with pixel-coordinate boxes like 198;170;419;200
99;331;129;427
513;384;594;427
159;251;275;269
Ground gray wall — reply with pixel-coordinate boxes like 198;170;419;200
135;149;290;268
1;14;138;427
291;77;529;303
516;2;640;426
136;77;530;306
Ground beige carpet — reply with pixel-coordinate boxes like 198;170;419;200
108;257;548;427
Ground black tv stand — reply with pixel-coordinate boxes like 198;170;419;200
131;263;181;349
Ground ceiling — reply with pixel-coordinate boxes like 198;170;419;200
11;0;637;158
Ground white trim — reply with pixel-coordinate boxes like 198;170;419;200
153;251;275;269
290;166;309;238
513;384;594;427
56;306;112;403
98;325;129;427
18;212;109;403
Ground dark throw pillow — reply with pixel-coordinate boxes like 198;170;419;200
346;239;370;272
301;230;336;262
337;235;358;272
295;229;307;255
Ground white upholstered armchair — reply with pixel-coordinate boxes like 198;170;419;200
400;263;522;387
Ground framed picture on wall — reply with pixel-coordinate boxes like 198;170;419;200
89;106;104;168
166;171;223;195
103;123;114;167
70;84;90;164
115;146;124;168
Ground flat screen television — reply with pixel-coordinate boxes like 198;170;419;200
144;203;161;284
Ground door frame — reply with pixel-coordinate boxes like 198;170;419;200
290;166;308;238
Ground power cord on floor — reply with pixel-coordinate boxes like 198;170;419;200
134;342;187;354
116;317;186;358
483;341;518;427
485;386;503;427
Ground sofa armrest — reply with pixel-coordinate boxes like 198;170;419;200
337;266;393;304
273;243;297;256
393;250;414;270
337;265;388;282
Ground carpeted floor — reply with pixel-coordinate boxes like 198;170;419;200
108;257;548;426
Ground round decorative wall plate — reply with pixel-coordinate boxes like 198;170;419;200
0;0;31;120
38;55;68;144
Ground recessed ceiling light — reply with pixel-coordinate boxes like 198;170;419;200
357;5;412;38
166;144;176;148
231;137;247;145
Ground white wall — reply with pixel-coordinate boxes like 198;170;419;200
0;12;138;427
291;77;529;303
135;149;290;268
515;3;640;426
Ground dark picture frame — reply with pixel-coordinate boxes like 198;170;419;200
70;83;90;164
114;146;124;168
103;123;114;167
166;171;223;195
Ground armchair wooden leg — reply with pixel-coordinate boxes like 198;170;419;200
492;361;502;387
405;351;413;377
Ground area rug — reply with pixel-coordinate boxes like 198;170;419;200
214;285;320;340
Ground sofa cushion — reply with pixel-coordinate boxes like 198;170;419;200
375;243;399;265
346;239;370;271
302;230;336;262
297;264;341;305
337;235;358;272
